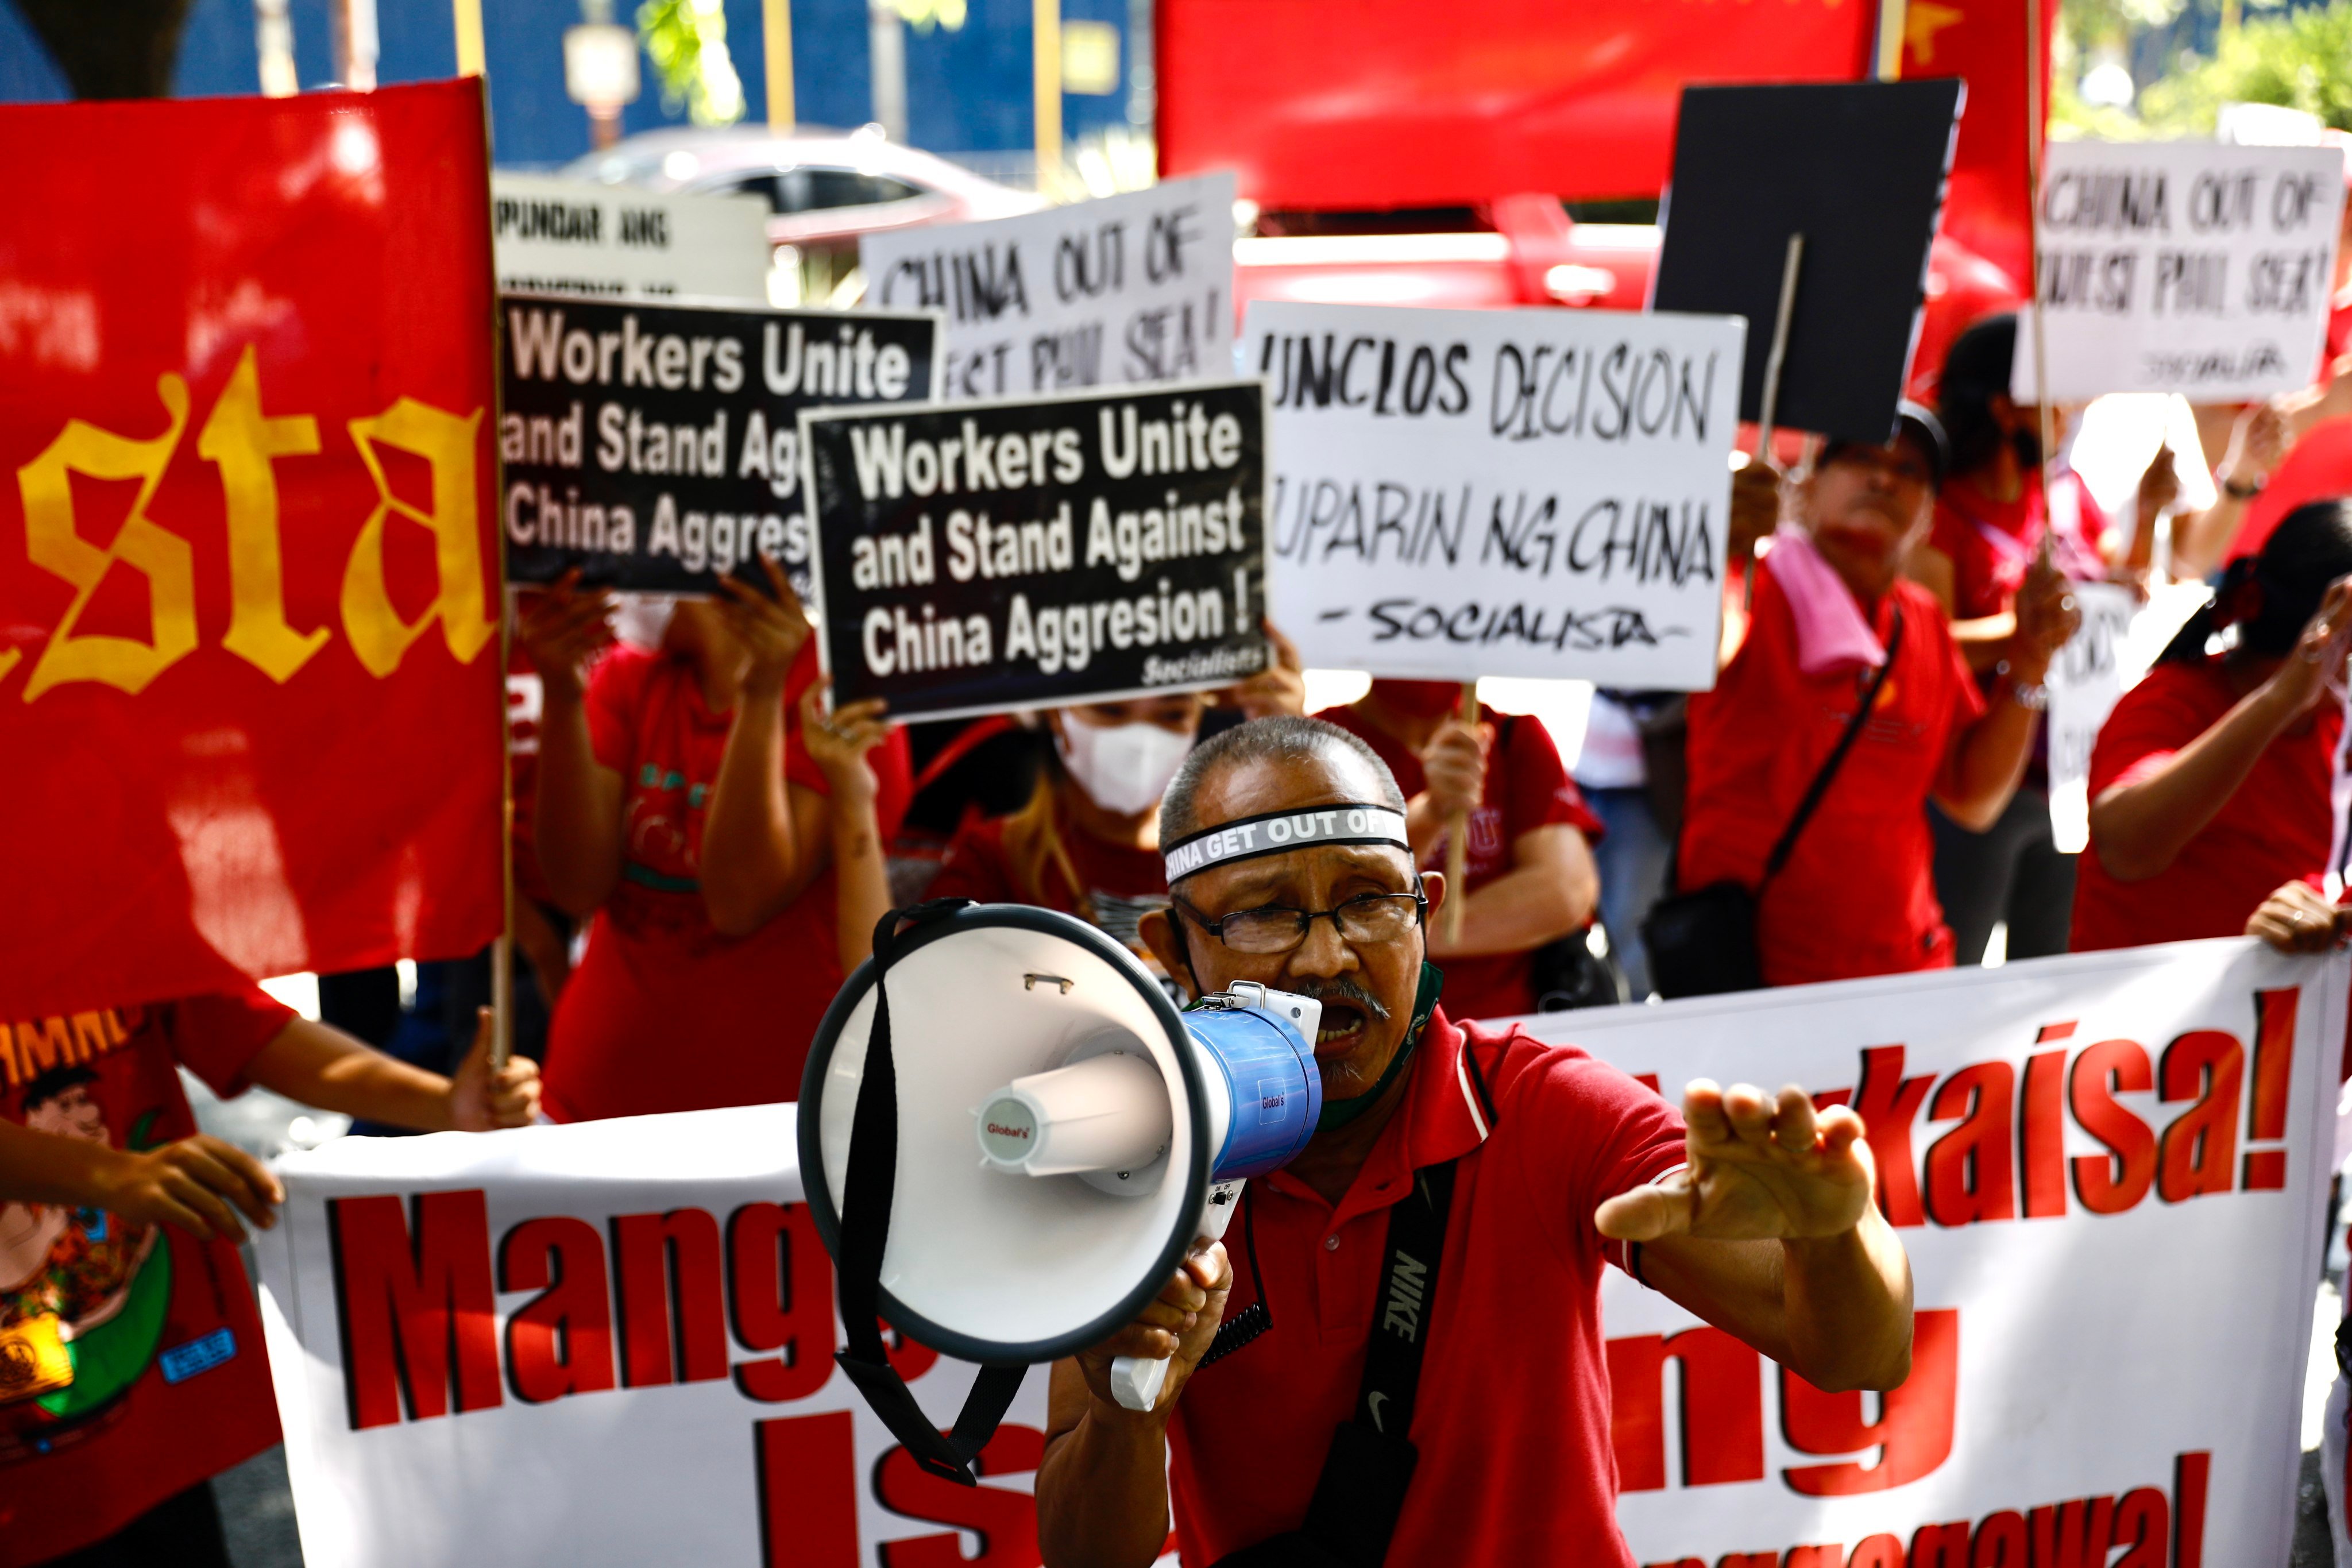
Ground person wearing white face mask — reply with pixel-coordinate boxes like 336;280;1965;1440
929;694;1208;959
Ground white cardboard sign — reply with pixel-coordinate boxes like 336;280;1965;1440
2046;580;2141;855
491;173;772;304
1243;300;1744;689
859;172;1235;400
255;941;2339;1568
2019;140;2346;402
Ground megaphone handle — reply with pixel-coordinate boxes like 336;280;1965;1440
1109;1353;1170;1412
1106;1182;1249;1412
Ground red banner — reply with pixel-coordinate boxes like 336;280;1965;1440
0;81;503;1017
1902;0;2057;295
1157;0;1876;210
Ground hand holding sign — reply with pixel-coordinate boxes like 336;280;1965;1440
517;569;618;701
1594;1081;1871;1243
717;554;815;698
799;684;893;805
2008;555;2083;686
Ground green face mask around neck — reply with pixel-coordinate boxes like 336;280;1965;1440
1314;961;1444;1133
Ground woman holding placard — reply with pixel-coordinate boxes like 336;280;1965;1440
1911;313;2175;966
2071;503;2352;953
518;559;911;1122
928;632;1307;970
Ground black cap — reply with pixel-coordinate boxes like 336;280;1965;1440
1819;400;1950;489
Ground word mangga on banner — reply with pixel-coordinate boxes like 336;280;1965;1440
254;940;2341;1566
800;380;1269;720
500;296;940;597
1243;299;1745;691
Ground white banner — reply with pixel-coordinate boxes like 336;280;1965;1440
859;173;1235;401
2047;581;2140;855
257;941;2342;1567
2019;141;2346;403
1532;939;2344;1568
491;174;773;304
1242;300;1744;689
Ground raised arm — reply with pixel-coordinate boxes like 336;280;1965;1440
244;1010;539;1133
520;574;625;917
2089;579;2350;881
1598;1081;1914;1393
1931;555;2077;831
1424;822;1597;960
701;558;830;936
800;685;896;967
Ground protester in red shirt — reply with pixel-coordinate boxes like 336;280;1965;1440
1909;314;2168;966
1036;716;1914;1568
1678;405;2079;988
1315;682;1600;1019
0;991;536;1568
929;628;1306;964
2072;502;2352;952
930;694;1205;961
522;559;912;1122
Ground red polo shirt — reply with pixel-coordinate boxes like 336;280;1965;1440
1679;560;1985;987
1166;1010;1687;1566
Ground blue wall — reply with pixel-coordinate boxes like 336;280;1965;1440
0;0;1133;171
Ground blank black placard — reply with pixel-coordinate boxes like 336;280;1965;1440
1651;79;1964;446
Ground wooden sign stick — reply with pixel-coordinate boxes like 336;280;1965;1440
1440;680;1477;945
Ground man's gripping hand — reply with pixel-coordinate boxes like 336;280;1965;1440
1595;1081;1872;1243
1072;1243;1233;1416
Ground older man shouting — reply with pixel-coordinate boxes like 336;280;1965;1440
1034;716;1915;1568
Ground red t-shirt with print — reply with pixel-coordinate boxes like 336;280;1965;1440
1681;561;1986;987
1168;1011;1686;1566
540;642;912;1122
928;806;1169;957
1928;467;2110;621
1315;705;1602;1021
2071;656;2342;951
0;990;290;1567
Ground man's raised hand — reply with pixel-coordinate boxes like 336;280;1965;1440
1595;1080;1872;1243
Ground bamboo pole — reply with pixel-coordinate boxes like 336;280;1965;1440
764;0;795;133
1439;681;1477;946
453;0;485;78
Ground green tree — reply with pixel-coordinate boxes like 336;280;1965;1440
637;0;745;126
2139;0;2352;130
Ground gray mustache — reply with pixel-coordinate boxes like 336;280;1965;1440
1287;977;1393;1024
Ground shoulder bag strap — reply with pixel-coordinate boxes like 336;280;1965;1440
833;897;1029;1488
1758;604;1905;888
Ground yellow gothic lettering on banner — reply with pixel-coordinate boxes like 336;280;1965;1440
200;345;329;683
13;376;199;700
339;397;495;678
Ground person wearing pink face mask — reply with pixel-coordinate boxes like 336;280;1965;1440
1313;679;1603;1019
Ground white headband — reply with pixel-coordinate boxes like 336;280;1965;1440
1162;802;1411;883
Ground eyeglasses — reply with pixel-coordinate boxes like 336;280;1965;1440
1174;887;1428;955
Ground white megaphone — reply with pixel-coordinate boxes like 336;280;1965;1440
798;901;1323;1484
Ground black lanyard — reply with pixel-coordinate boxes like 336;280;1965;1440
1211;1156;1463;1568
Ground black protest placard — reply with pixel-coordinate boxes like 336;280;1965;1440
500;295;939;594
1651;79;1963;445
801;381;1269;720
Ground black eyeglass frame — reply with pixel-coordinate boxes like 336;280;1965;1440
1171;878;1431;953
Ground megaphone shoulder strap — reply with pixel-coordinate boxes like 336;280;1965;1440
834;898;1029;1489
